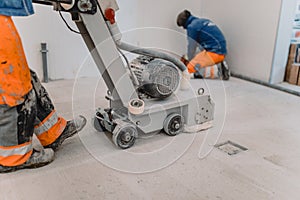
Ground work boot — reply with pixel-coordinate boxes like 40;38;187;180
220;61;230;80
0;148;55;173
45;115;87;151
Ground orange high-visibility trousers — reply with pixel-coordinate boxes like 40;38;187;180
0;16;67;167
0;15;32;107
0;72;67;167
187;50;225;78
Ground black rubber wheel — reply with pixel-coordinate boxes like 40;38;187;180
112;125;137;149
93;112;106;132
163;113;184;136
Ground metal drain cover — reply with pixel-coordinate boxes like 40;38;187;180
215;141;248;155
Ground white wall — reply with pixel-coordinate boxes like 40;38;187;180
14;1;289;83
202;0;282;82
13;1;204;80
14;4;96;80
118;0;204;58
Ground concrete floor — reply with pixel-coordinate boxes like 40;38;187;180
1;77;300;200
278;82;300;93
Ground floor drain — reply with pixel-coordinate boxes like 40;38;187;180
215;141;248;155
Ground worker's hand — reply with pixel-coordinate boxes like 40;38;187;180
180;55;189;66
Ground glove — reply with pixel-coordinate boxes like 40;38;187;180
180;55;189;66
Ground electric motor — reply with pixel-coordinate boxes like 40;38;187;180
130;56;180;99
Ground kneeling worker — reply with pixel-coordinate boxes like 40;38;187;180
177;10;230;80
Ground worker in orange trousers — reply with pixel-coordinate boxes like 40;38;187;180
0;1;86;173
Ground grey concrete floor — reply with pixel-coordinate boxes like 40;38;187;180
278;82;300;93
1;77;300;200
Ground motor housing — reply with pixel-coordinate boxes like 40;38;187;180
130;56;180;99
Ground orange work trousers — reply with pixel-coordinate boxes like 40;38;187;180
0;16;66;167
187;50;225;74
0;15;32;107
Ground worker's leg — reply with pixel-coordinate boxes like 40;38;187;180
187;50;225;79
0;16;54;172
194;65;220;79
31;70;67;147
0;91;35;167
31;71;87;150
0;15;32;106
0;90;54;172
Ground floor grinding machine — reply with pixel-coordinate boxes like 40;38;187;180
33;0;215;149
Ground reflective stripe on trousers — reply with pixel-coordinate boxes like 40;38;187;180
35;110;67;146
195;64;220;79
187;50;225;76
30;70;67;146
0;142;33;166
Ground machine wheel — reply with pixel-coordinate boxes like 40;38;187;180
163;113;184;136
93;117;105;132
112;123;137;149
93;112;106;132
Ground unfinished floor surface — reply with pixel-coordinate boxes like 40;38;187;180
1;77;300;200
